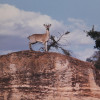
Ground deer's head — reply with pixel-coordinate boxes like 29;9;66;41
44;24;51;31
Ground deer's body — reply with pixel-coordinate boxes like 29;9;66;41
28;24;51;51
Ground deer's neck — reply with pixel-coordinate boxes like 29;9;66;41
46;29;50;35
45;29;50;41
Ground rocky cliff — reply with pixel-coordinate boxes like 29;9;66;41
0;50;100;100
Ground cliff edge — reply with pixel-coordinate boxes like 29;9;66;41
0;50;100;100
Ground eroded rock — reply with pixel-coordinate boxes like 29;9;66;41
0;50;100;100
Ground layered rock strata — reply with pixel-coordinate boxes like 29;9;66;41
0;50;100;100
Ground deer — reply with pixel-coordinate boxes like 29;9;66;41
27;24;51;51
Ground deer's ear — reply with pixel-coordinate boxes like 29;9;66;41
49;24;51;26
43;24;46;26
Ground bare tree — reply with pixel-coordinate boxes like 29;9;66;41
47;31;72;56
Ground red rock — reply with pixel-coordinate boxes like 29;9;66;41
0;50;100;100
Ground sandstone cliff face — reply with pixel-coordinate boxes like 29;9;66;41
0;50;100;100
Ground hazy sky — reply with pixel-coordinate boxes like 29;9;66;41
0;0;100;60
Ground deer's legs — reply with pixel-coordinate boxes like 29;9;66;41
29;42;33;50
44;42;48;52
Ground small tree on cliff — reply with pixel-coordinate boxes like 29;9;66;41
48;31;72;56
86;25;100;69
86;25;100;50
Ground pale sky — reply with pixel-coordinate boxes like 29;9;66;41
0;0;100;61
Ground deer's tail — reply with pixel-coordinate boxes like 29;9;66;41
27;36;30;39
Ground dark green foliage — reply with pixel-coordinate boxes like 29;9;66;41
86;25;100;50
95;39;100;50
86;25;100;69
87;31;100;40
